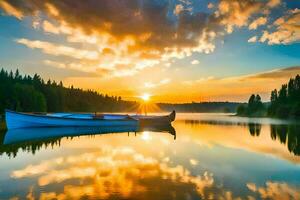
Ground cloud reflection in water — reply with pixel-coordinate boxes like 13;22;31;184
11;146;214;200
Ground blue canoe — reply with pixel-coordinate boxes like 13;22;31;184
5;110;176;130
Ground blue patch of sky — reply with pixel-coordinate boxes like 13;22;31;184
173;28;300;80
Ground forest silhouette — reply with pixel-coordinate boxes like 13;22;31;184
0;68;138;114
237;74;300;118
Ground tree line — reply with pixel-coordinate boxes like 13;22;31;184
0;68;138;114
237;74;300;118
268;74;300;118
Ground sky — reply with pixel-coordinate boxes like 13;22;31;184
0;0;299;103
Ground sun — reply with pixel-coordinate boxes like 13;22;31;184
141;93;150;101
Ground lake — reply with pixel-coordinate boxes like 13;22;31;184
0;113;300;200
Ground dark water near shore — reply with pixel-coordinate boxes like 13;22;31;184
0;113;300;200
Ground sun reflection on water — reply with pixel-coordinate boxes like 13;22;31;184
141;131;152;141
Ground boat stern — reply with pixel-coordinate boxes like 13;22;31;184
170;110;176;122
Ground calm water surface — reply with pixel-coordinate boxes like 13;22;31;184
0;113;300;200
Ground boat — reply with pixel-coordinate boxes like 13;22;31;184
5;109;138;130
135;110;176;126
5;110;176;130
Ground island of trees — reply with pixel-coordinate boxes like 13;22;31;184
237;74;300;118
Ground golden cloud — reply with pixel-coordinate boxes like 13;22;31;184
208;3;214;9
214;0;281;34
0;0;297;79
174;4;185;15
144;78;171;89
267;0;281;8
239;66;300;80
16;38;99;60
216;0;263;33
191;59;200;65
260;10;300;44
0;1;23;19
249;17;268;30
2;1;216;54
248;36;257;42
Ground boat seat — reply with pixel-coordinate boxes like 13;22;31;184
33;112;46;115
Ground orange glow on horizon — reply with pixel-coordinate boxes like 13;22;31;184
62;69;296;103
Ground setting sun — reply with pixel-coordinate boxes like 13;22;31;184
141;93;150;102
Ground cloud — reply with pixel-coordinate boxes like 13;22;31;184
144;78;170;88
0;1;23;19
214;0;281;34
43;60;109;74
164;62;171;67
16;38;99;60
249;17;267;30
42;20;62;34
207;3;214;9
174;4;192;15
183;76;215;85
179;0;192;5
2;0;215;54
248;36;257;43
179;67;300;101
239;66;300;80
191;60;200;65
189;159;198;166
260;11;300;44
246;183;257;192
174;4;184;15
215;0;263;33
1;0;224;77
0;0;297;79
267;0;281;8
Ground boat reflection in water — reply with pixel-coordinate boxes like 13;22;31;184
0;125;176;157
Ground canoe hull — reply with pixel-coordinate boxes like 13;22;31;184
138;110;176;126
5;110;138;130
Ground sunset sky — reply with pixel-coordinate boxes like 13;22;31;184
0;0;299;103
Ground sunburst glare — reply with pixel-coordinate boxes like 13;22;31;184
141;93;150;102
